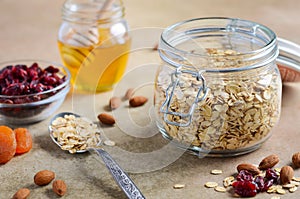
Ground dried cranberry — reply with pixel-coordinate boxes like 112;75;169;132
45;65;59;73
28;68;39;80
11;66;28;81
236;170;254;182
265;169;279;182
254;176;264;192
2;99;13;104
32;83;47;93
232;181;257;197
29;63;42;74
13;98;27;104
254;176;273;192
2;83;24;95
263;179;274;192
42;76;57;85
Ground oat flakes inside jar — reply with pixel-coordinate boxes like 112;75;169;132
155;17;282;157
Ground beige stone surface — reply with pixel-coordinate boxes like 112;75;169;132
1;0;300;198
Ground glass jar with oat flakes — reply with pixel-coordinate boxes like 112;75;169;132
155;17;282;157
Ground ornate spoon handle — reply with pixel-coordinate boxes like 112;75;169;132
94;148;146;199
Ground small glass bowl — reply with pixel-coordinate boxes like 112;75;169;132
0;60;70;124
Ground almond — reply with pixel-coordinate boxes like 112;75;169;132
52;179;67;196
98;113;115;125
12;188;30;199
129;96;148;107
109;96;121;110
34;170;55;186
292;152;300;168
280;166;294;185
124;88;134;99
153;43;158;51
258;154;279;170
237;163;260;175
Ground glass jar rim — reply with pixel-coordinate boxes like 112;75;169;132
62;0;124;24
159;17;278;73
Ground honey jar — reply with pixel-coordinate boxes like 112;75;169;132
155;18;282;157
57;0;131;92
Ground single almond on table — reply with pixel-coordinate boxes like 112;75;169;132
124;88;134;100
258;154;280;170
34;170;55;186
109;96;121;110
153;43;158;51
292;152;300;168
98;113;115;125
52;179;67;196
280;166;294;185
12;188;30;199
129;96;148;107
237;163;261;175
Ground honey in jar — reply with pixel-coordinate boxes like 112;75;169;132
58;0;131;92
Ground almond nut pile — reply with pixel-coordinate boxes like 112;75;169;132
204;153;300;198
98;88;148;125
156;48;281;151
12;170;67;198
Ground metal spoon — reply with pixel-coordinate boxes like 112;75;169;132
49;112;145;199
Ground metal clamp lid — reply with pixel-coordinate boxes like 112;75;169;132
160;66;209;127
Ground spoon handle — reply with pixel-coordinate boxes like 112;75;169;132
94;148;146;199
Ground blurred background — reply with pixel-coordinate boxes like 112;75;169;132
0;0;299;61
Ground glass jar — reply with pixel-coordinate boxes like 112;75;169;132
155;17;282;157
58;0;131;92
277;38;300;82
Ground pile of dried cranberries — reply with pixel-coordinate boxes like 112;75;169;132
232;169;279;197
0;63;66;104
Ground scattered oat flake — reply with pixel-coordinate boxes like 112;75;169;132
292;181;300;186
289;186;297;193
223;176;234;182
173;184;185;189
282;183;295;189
205;182;218;188
211;169;223;175
267;185;279;193
271;196;280;199
104;140;116;146
293;177;300;182
223;181;230;188
214;186;226;192
274;168;281;173
276;188;286;194
223;176;234;187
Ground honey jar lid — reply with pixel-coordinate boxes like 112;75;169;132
277;38;300;82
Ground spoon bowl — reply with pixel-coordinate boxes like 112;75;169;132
48;112;145;199
49;111;99;153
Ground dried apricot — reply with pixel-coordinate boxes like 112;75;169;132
0;125;16;164
14;128;32;154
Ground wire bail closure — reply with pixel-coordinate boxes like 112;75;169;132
160;67;209;127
